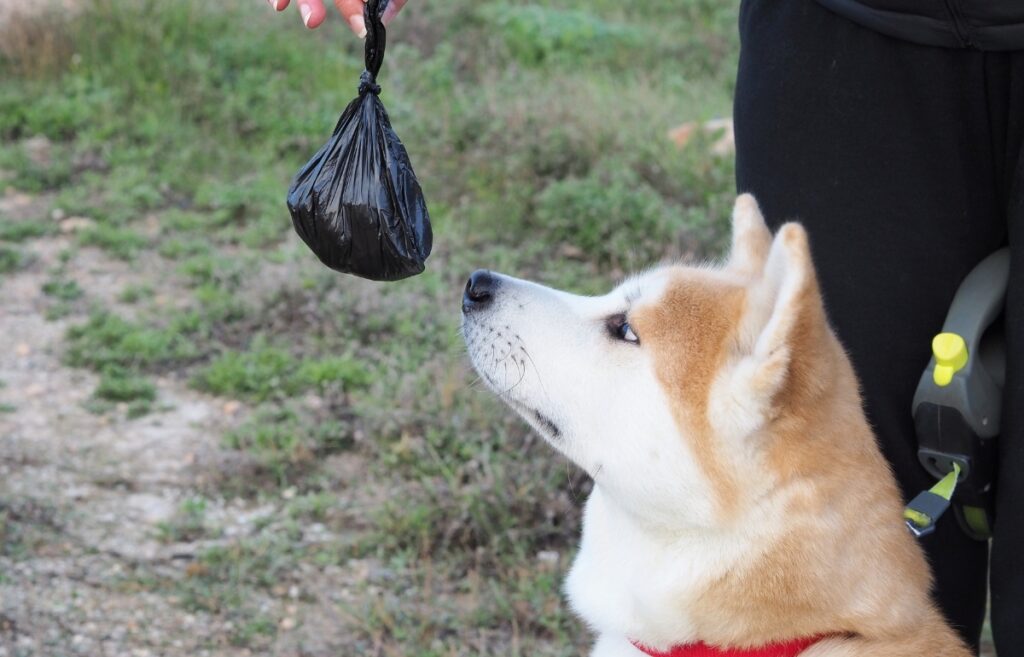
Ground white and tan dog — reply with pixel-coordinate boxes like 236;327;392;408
460;195;971;657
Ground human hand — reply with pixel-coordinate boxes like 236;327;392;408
269;0;407;36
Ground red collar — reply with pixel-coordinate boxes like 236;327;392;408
631;635;829;657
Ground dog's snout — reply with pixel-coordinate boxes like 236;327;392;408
463;270;498;313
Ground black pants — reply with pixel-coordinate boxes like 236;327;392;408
734;1;1023;654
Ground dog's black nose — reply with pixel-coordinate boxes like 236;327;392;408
463;270;497;313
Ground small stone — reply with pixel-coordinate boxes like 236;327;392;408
51;207;66;221
288;585;300;599
282;487;297;500
25;383;45;397
536;550;560;567
222;400;241;416
279;617;296;631
15;342;31;357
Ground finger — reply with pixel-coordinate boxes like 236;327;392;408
268;0;290;11
381;0;406;26
296;0;327;28
333;0;367;37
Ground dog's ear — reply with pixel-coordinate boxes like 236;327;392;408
739;222;826;402
711;223;830;438
726;194;772;279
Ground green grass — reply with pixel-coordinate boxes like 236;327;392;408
94;366;157;402
0;0;739;653
42;278;83;301
221;403;355;487
41;276;84;318
192;342;371;401
156;497;212;543
76;224;148;259
0;245;28;274
0;220;54;242
118;282;154;304
65;311;200;371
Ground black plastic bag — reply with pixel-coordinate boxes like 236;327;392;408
287;0;432;281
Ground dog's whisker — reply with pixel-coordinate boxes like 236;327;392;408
501;360;528;396
519;345;551;402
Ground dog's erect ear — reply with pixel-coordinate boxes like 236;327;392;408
710;223;828;438
741;222;826;401
726;194;772;279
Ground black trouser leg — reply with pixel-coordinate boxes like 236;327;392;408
989;52;1024;656
733;1;1018;651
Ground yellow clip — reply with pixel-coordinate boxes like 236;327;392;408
932;333;968;387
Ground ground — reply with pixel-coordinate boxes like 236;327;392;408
0;1;995;656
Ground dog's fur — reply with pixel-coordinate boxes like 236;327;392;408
461;195;973;657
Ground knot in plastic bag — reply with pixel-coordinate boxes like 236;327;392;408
358;70;381;96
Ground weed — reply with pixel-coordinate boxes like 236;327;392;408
286;491;336;522
193;342;297;401
222;403;354;487
118;283;154;304
296;356;372;391
481;5;640;68
76;224;148;260
157;497;211;543
126;398;155;419
194;341;371;401
42;278;83;302
158;236;212;260
41;267;86;319
187;534;304;600
94;366;157;403
0;245;27;274
535;167;680;269
0;220;53;242
65;311;200;371
230;615;277;647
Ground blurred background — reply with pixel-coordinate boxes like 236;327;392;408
1;0;744;654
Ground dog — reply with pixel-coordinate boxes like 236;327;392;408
460;195;972;657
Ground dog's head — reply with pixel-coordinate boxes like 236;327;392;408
461;195;843;531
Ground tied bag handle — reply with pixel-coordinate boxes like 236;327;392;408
359;0;388;95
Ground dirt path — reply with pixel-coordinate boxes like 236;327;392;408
0;191;368;657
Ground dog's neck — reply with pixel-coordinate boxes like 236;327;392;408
565;464;934;652
565;484;785;650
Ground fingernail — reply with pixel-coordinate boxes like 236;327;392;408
349;15;366;38
300;3;312;26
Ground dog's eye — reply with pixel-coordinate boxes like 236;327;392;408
606;314;640;345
